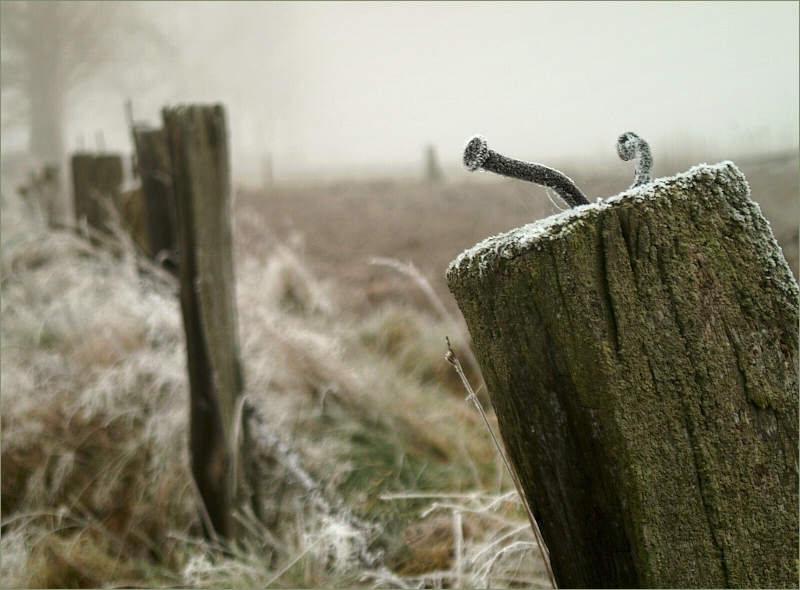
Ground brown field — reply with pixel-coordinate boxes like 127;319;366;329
235;150;799;318
2;149;796;588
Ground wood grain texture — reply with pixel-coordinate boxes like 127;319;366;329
447;162;799;588
132;126;177;262
163;104;244;542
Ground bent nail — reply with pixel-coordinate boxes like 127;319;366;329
617;132;653;188
463;135;590;208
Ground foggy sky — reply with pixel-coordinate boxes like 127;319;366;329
7;1;800;181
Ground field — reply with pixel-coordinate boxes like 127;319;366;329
1;150;797;588
236;150;798;315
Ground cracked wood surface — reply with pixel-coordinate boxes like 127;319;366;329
447;163;799;588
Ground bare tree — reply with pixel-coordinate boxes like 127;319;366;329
1;1;172;165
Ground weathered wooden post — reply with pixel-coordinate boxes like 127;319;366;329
131;125;178;264
162;104;258;544
425;144;443;183
71;152;124;238
262;154;273;190
447;161;799;588
17;164;62;229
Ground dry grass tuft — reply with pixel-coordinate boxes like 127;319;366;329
258;245;333;316
395;514;473;576
3;154;796;587
1;190;194;587
2;182;545;589
357;305;481;397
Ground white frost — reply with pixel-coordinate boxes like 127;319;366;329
448;161;750;277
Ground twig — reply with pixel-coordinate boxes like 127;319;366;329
445;337;557;589
379;491;493;501
463;135;589;208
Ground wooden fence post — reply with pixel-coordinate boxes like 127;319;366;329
162;104;258;544
447;162;799;588
17;164;62;229
262;154;273;190
131;125;178;264
71;152;123;239
425;144;443;183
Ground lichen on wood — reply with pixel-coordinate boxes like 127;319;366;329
447;162;799;588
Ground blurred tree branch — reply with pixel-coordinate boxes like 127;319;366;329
0;1;175;162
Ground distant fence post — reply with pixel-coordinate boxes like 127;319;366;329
425;144;443;183
262;153;273;190
17;164;62;229
131;126;178;264
447;162;799;588
71;152;124;239
162;104;260;544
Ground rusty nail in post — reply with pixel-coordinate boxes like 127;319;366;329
463;135;590;208
617;132;653;188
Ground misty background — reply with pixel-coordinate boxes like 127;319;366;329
2;1;798;184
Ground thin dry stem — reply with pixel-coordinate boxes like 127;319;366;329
445;337;557;589
371;257;456;325
229;394;248;503
484;540;542;586
453;510;464;588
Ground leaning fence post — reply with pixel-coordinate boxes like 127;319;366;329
162;104;260;544
131;125;178;265
447;161;799;588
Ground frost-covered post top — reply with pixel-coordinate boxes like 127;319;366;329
449;160;795;303
446;154;799;588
